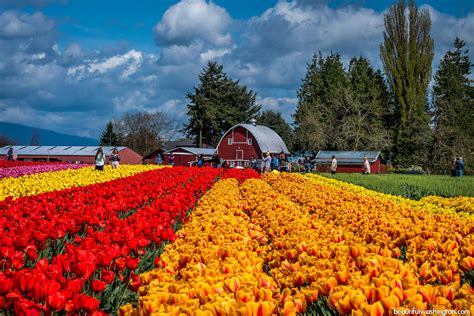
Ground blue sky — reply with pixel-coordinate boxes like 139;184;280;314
0;0;472;139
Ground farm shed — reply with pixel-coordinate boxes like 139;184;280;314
315;151;386;173
162;147;216;167
0;146;142;164
216;121;290;167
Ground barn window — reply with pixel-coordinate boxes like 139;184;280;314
247;138;252;145
228;138;233;145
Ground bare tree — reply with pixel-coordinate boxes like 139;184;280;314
113;111;175;156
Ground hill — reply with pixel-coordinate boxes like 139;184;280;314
0;122;98;146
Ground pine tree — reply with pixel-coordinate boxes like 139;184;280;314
257;110;294;151
380;0;434;167
99;121;120;146
184;61;261;147
293;52;348;152
431;38;474;173
340;57;393;152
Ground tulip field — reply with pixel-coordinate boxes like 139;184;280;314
0;162;473;315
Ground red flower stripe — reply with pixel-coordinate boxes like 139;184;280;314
0;168;223;314
0;167;202;270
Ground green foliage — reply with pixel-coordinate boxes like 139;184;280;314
380;0;434;167
431;38;474;174
293;53;393;155
99;121;120;147
257;110;294;151
324;173;474;199
184;61;261;147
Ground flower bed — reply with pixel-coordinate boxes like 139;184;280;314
0;161;63;168
0;167;224;314
0;165;162;201
420;196;474;215
123;173;473;315
0;163;88;180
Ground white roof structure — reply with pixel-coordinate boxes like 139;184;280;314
0;146;127;156
221;123;290;154
315;151;381;164
165;147;216;156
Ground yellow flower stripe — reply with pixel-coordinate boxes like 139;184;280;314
121;179;301;315
305;174;472;217
0;165;163;201
264;173;474;314
420;196;474;215
123;174;474;315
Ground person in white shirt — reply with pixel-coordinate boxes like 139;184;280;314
95;147;106;171
330;155;337;174
363;157;371;174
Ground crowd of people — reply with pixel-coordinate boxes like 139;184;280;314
3;146;467;177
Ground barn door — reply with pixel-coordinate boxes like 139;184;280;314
235;150;243;160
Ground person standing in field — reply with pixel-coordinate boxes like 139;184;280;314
249;155;256;170
155;154;163;165
169;153;175;166
363;157;371;174
456;157;464;177
264;151;272;173
110;148;120;169
330;155;337;174
95;147;106;171
450;157;456;176
6;146;13;161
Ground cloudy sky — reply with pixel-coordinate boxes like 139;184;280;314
0;0;472;139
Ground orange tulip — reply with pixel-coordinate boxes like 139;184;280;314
369;302;384;316
459;256;474;271
418;285;437;305
335;271;350;285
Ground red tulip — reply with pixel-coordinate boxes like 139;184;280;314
90;279;107;293
47;292;66;311
67;278;84;293
125;257;139;271
101;270;115;284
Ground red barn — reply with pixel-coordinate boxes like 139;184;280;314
0;146;142;164
162;147;216;167
216;122;290;167
315;151;386;173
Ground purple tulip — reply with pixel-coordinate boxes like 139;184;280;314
0;164;89;179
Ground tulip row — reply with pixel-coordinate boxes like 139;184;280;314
0;161;62;168
0;164;162;201
306;174;471;217
123;173;473;315
0;163;88;180
420;196;474;215
0;167;203;270
265;173;474;314
1;167;225;315
121;178;305;316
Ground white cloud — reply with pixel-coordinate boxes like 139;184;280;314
0;10;54;38
154;0;233;47
88;50;143;79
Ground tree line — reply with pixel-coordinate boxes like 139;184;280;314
100;0;473;173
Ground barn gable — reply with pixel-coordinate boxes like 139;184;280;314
217;124;289;155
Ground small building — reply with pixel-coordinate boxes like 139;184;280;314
0;146;142;164
141;139;214;164
162;147;216;167
315;151;385;173
216;121;290;167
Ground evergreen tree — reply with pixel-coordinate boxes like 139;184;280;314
293;52;348;152
184;61;260;147
256;110;294;151
431;38;474;173
99;121;120;146
340;57;393;152
380;0;434;167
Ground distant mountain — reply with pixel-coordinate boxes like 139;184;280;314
0;122;98;146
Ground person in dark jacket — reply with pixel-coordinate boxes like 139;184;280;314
455;157;464;177
110;148;120;169
7;146;13;161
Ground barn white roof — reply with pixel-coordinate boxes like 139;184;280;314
164;147;216;156
0;146;127;156
226;124;290;154
315;151;381;164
